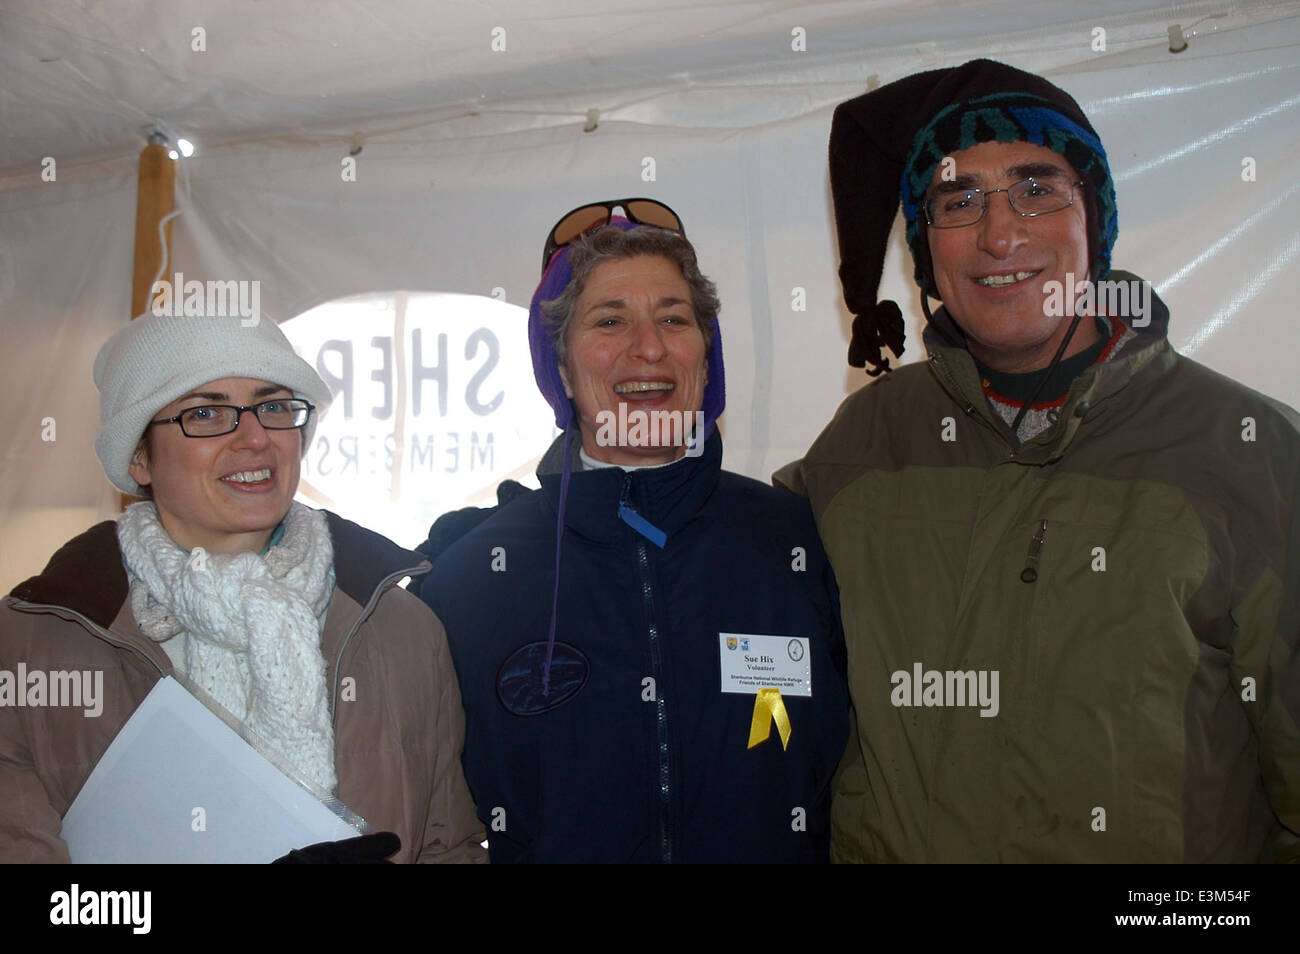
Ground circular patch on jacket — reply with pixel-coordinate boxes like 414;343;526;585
496;641;589;716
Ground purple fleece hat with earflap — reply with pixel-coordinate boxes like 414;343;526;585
528;216;726;439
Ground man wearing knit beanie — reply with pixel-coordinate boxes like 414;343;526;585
776;59;1299;863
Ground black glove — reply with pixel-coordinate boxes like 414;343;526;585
271;831;401;864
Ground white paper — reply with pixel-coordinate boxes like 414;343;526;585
62;676;363;863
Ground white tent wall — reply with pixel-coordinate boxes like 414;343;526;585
1;158;138;590
1;2;1298;590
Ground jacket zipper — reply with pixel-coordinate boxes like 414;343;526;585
5;600;166;675
329;562;429;721
623;476;673;863
1021;520;1048;583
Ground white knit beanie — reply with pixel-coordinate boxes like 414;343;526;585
94;314;331;494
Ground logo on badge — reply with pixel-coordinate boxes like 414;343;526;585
740;638;750;652
788;639;805;662
726;636;738;651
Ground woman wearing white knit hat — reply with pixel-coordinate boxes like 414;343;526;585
0;314;485;863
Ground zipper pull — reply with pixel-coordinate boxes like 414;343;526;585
618;478;667;548
1021;519;1047;583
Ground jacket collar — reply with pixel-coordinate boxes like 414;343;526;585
9;521;127;628
539;430;723;544
322;510;429;606
8;522;170;674
921;274;1173;459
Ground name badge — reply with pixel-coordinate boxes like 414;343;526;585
718;633;811;698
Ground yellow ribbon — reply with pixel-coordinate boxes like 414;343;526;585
747;687;792;750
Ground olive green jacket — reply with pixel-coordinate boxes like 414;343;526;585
776;298;1299;862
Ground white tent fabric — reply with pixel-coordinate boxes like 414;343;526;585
2;0;1298;589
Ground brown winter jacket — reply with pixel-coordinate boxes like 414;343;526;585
0;510;486;863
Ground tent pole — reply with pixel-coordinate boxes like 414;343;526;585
121;138;176;509
130;137;176;320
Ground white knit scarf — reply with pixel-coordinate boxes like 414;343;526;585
117;501;338;793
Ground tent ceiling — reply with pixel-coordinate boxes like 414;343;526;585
0;0;1260;173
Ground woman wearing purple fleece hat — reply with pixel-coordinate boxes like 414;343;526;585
418;199;849;863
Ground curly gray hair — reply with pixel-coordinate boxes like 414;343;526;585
541;226;720;365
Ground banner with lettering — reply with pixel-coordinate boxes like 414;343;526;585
283;292;557;548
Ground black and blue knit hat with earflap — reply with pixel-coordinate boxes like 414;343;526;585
830;59;1117;375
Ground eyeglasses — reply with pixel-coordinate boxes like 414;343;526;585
147;399;315;437
542;198;684;274
923;176;1085;229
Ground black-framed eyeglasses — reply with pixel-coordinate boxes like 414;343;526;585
923;176;1085;229
542;198;685;275
147;399;315;438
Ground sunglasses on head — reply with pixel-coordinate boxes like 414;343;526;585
541;198;685;275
